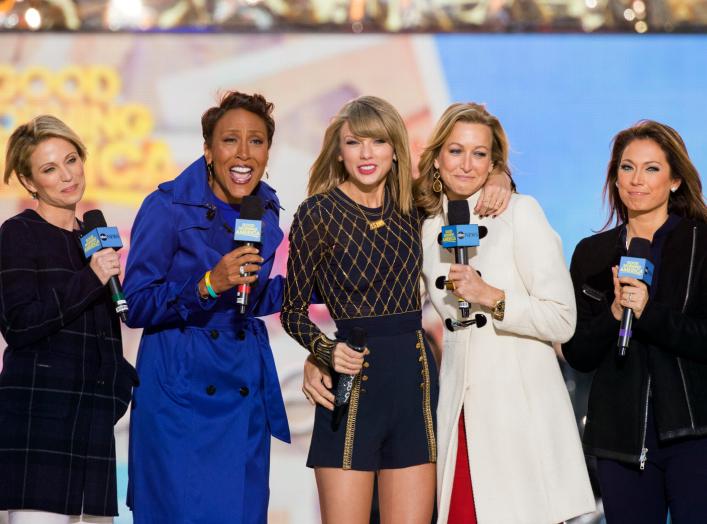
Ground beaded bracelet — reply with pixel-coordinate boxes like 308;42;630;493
204;270;220;299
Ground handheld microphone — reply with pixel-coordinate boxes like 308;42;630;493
617;237;654;357
81;210;128;322
442;200;481;318
332;327;367;428
233;195;264;314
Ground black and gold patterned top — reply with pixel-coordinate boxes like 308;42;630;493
281;187;423;366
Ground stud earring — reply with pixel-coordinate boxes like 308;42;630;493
31;191;38;200
671;186;677;193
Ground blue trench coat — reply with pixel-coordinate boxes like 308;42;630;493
123;157;290;524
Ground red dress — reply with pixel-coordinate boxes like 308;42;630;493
447;409;477;523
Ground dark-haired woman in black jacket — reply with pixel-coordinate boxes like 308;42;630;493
563;120;707;524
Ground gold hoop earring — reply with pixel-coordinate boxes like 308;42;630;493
432;169;443;194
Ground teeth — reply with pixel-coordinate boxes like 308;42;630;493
231;166;252;174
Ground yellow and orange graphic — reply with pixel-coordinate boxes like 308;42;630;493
0;65;174;206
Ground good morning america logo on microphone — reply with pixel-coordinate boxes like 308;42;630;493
618;257;654;285
233;219;262;243
441;224;480;249
81;227;123;258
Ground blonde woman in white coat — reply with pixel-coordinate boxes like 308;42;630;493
414;103;595;524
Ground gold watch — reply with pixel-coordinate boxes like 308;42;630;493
492;297;505;321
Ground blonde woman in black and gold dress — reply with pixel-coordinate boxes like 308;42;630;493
281;96;512;523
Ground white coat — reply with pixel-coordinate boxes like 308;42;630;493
422;192;595;524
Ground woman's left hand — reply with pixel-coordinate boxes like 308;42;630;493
474;172;512;218
302;355;335;411
447;263;504;309
616;272;649;319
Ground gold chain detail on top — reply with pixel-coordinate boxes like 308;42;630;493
311;333;337;368
280;190;423;359
350;190;386;231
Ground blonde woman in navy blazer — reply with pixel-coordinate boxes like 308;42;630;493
0;115;137;524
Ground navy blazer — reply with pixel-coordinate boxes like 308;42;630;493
0;210;138;517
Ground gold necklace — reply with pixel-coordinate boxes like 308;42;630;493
351;193;386;231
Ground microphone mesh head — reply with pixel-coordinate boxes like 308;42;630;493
83;210;107;230
627;237;651;259
240;195;264;221
447;200;470;225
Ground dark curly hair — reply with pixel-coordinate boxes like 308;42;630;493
201;91;275;149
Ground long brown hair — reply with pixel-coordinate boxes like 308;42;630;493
414;102;511;217
307;96;413;214
603;120;707;228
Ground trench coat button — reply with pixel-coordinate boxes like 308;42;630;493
206;385;216;396
362;375;369;381
240;386;249;397
237;330;246;341
210;329;219;340
363;362;370;368
361;388;367;394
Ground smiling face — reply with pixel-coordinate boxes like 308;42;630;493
22;137;86;211
616;138;680;220
204;108;269;204
337;121;394;191
435;122;494;201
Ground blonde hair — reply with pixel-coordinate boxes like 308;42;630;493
3;115;87;194
414;102;511;217
307;96;413;214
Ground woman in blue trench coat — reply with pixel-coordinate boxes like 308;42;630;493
123;91;290;524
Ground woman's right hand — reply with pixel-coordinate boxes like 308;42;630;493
89;248;122;285
331;342;369;375
208;245;263;294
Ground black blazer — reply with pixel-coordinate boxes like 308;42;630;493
562;217;707;466
0;210;138;516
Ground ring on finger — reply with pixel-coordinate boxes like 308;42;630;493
239;265;246;277
628;293;633;303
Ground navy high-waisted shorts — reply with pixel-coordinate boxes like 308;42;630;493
307;311;439;471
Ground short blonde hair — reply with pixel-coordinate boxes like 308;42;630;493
414;103;511;217
3;115;87;191
307;96;414;215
